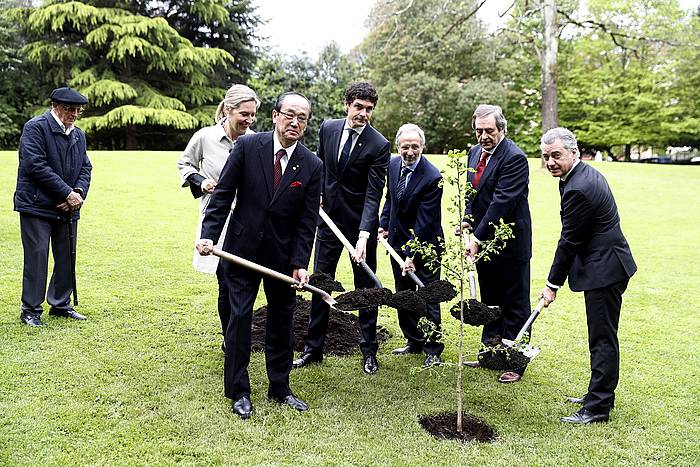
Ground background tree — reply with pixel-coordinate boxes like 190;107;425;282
13;1;239;149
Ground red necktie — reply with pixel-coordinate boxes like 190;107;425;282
472;150;488;189
273;149;285;192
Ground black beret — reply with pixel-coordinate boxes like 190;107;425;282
50;87;88;105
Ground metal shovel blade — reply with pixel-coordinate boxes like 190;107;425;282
501;338;541;360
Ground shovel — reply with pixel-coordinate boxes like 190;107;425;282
377;235;424;287
501;298;546;360
212;248;338;309
318;208;383;288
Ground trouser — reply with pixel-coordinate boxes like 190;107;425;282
216;263;231;335
20;213;75;316
389;255;444;356
304;223;379;357
583;278;628;414
222;261;296;401
476;258;531;374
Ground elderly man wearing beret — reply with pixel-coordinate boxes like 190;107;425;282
14;87;92;327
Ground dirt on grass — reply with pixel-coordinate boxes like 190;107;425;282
250;296;390;356
450;300;501;326
386;290;427;316
477;336;531;370
419;411;497;443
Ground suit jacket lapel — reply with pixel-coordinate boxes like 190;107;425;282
340;124;368;176
468;148;480;185
476;140;505;190
271;146;305;205
258;134;274;199
400;157;424;207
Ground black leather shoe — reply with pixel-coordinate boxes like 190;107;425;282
292;352;323;368
392;345;422;355
424;354;441;367
20;313;44;327
567;396;585;405
463;360;481;368
232;396;253;419
269;394;309;412
49;308;86;320
560;408;609;424
363;354;378;374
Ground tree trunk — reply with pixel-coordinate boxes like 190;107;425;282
541;0;559;165
126;125;138;150
624;144;631;162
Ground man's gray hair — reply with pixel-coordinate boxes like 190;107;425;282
215;84;261;122
541;127;579;153
395;123;426;147
472;104;507;132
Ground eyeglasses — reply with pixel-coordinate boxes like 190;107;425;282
60;104;85;115
277;110;308;124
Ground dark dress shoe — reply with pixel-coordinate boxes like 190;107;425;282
567;396;586;405
232;396;253;419
20;313;44;327
270;394;309;412
392;345;422;355
498;371;522;384
49;308;86;320
363;354;378;374
292;352;322;368
463;360;481;368
560;408;609;424
424;354;441;367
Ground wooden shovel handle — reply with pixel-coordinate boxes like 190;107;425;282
377;235;424;287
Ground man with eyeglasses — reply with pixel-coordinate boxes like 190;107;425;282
196;92;322;419
14;87;92;327
460;104;533;384
294;82;390;375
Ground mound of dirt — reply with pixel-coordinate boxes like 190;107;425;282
477;336;531;370
417;280;457;303
450;300;501;326
419;411;497;443
335;287;393;311
250;297;390;356
308;272;345;293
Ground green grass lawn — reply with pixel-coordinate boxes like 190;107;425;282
0;150;698;465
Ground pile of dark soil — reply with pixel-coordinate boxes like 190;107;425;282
417;280;457;303
419;411;497;443
308;272;345;293
386;290;427;316
250;297;390;356
450;300;501;326
478;336;531;370
335;287;393;311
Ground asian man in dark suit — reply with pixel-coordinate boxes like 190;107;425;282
379;123;444;367
462;104;533;384
539;127;637;425
294;82;390;374
197;92;322;419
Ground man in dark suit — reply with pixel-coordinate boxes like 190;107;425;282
14;87;92;327
539;127;636;425
197;92;322;419
294;82;390;374
462;104;533;384
379;123;444;367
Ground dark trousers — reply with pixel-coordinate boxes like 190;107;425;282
389;256;444;356
304;223;379;357
216;263;231;335
221;262;295;401
477;257;531;374
583;279;628;414
20;213;75;316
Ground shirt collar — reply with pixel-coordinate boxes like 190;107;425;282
273;130;298;157
50;109;73;135
344;120;366;136
402;155;421;171
560;159;581;181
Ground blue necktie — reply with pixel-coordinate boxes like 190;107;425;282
396;166;411;200
338;128;356;172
